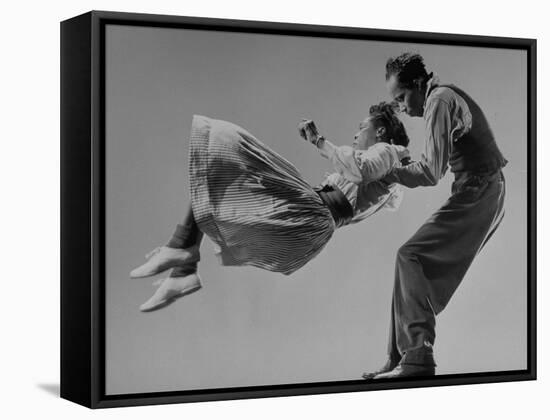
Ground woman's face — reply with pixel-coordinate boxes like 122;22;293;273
353;117;379;150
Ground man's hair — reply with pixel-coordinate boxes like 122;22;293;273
369;102;410;147
385;52;429;88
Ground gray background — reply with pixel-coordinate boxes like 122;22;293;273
105;25;527;395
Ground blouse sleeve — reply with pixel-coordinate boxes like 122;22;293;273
317;140;409;184
347;181;404;225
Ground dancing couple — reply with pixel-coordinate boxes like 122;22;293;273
131;52;507;380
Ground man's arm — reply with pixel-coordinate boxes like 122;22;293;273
383;98;452;188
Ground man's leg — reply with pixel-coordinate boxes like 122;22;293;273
361;299;402;379
365;173;505;379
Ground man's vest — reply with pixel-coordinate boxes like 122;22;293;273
430;84;508;174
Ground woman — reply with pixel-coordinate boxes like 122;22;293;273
132;102;410;311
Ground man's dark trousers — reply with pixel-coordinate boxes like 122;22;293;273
387;170;506;366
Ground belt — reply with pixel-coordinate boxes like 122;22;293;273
314;184;354;228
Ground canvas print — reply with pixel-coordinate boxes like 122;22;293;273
103;23;527;395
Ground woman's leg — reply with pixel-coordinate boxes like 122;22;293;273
167;205;204;250
138;206;204;312
167;206;203;276
130;205;202;278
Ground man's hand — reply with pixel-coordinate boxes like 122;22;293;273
380;168;401;186
393;145;410;162
298;119;324;146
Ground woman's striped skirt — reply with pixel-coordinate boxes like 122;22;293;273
189;115;336;275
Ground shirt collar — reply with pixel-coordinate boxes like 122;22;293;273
423;73;440;106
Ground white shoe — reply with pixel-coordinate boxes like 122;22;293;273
139;271;202;312
130;245;200;278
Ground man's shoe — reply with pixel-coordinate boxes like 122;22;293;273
130;245;200;278
372;363;435;379
362;358;399;380
139;271;202;312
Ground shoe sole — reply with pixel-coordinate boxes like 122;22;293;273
362;373;382;380
372;370;436;380
139;284;202;312
131;265;173;279
130;258;200;279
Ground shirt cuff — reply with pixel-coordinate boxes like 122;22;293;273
317;138;338;159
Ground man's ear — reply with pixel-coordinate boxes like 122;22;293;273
414;77;426;91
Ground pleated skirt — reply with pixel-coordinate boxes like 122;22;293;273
189;115;335;275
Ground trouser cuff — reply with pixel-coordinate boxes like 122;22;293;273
401;346;437;367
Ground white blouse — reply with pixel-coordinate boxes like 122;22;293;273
317;140;408;224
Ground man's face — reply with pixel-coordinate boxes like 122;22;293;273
386;74;425;117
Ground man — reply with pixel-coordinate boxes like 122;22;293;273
363;53;508;379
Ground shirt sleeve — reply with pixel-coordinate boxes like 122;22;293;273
383;98;454;188
382;184;404;212
317;140;407;184
348;181;404;225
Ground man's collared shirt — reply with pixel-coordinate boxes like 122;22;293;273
387;75;473;188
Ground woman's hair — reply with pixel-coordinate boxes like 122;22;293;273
385;52;429;88
368;101;410;147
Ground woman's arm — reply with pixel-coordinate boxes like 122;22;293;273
298;119;409;184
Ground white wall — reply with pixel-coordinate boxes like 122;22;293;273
1;0;547;418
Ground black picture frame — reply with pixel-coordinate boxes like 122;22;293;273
60;10;537;409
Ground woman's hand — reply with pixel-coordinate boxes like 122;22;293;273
298;119;324;147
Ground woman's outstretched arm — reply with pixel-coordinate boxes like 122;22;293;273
298;119;409;184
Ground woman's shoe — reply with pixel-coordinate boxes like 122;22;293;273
130;245;200;278
139;270;202;312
